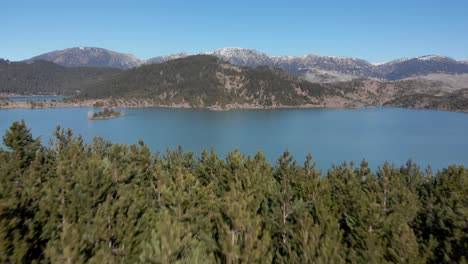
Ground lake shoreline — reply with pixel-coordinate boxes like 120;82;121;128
0;97;347;111
1;97;467;113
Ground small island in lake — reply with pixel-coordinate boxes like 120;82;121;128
88;108;122;120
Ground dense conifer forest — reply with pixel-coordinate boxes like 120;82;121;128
0;121;466;263
0;59;121;95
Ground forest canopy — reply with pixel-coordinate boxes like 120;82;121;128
0;121;466;263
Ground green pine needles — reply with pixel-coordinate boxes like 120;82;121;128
0;121;466;263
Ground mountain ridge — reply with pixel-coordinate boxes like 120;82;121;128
2;55;467;112
19;47;468;81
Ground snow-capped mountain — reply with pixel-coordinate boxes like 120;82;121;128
203;47;274;67
196;47;378;80
202;49;468;80
144;52;191;64
371;61;388;66
22;47;468;81
24;47;143;69
147;48;373;82
377;55;468;80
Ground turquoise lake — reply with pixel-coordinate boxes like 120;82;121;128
1;107;467;171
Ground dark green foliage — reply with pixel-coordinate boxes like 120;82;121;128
0;122;466;263
2;120;41;169
89;108;122;120
0;59;121;95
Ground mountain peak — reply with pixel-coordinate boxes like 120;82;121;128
144;52;192;64
204;47;273;67
211;47;260;52
25;47;142;69
21;46;468;81
371;61;388;66
387;55;454;65
378;54;468;80
206;47;269;57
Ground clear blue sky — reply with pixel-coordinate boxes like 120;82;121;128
3;0;468;62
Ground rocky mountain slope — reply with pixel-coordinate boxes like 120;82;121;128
404;73;468;91
24;47;142;69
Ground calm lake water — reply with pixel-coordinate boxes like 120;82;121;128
1;107;467;171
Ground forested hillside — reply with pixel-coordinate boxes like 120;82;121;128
0;59;121;95
77;55;468;111
0;121;466;263
78;55;336;107
1;56;468;111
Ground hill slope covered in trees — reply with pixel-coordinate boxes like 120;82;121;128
0;59;121;95
76;55;468;111
0;121;466;263
78;55;337;107
1;56;468;111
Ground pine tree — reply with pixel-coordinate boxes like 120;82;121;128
2;120;40;170
218;150;274;263
0;121;43;263
0;121;466;263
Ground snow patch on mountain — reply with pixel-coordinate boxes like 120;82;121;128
145;52;192;64
371;61;388;66
204;47;274;67
23;46;468;81
416;55;451;61
385;55;454;65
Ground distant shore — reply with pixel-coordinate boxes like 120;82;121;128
0;96;466;113
0;97;331;111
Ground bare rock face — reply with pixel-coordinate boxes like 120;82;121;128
24;47;142;69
